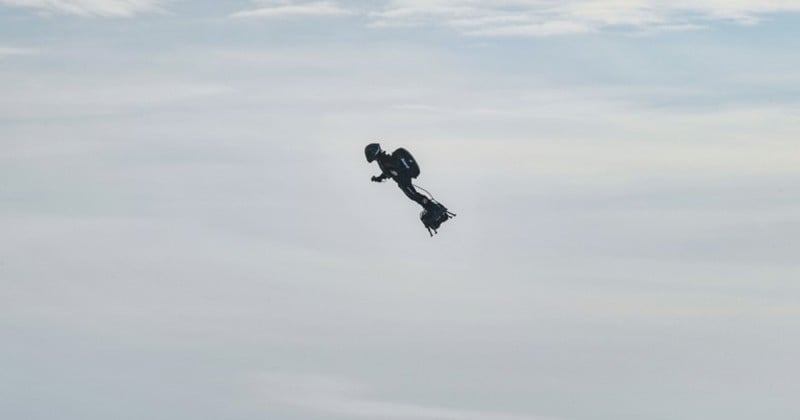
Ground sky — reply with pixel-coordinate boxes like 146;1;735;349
2;1;800;419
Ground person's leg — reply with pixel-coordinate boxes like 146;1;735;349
395;177;431;208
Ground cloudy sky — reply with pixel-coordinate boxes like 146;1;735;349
2;1;800;419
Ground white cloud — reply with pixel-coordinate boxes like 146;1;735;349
0;46;39;57
254;373;556;420
0;77;233;119
227;0;800;33
368;0;800;36
464;20;593;37
0;0;162;17
231;1;353;19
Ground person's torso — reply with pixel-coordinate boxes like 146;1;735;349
378;149;419;179
377;155;402;178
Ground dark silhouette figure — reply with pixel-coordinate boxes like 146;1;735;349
365;143;455;235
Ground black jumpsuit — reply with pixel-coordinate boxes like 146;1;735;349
373;152;431;209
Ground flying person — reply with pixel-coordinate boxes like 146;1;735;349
365;143;455;235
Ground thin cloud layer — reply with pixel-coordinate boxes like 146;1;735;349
371;0;800;36
233;0;800;35
0;46;39;57
3;3;800;420
231;0;353;19
255;373;554;420
0;0;162;17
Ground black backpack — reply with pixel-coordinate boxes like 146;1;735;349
392;148;420;179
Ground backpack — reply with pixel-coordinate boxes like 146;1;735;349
392;148;420;179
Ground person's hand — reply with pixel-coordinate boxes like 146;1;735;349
371;176;383;182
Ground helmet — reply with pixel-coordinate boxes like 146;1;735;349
365;143;382;162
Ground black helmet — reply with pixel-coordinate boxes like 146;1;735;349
365;143;382;162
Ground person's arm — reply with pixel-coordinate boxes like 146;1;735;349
371;159;394;182
371;173;390;182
